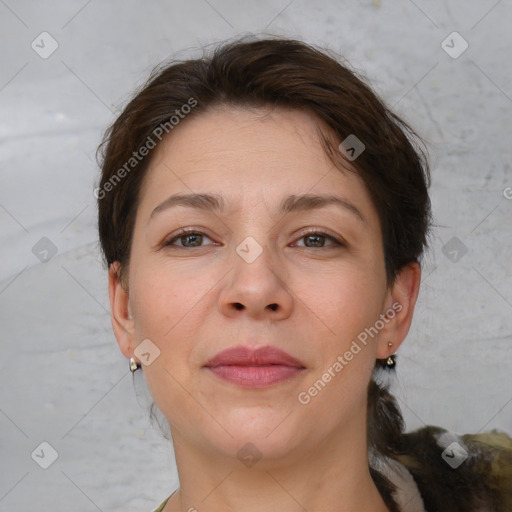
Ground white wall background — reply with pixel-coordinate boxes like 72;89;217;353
1;1;511;511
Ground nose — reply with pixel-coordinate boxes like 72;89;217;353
218;241;294;321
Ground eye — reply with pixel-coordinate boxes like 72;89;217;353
163;229;215;248
162;228;344;249
293;230;344;249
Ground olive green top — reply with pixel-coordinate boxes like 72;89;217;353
153;497;169;512
153;490;176;512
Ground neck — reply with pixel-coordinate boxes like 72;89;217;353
165;406;390;512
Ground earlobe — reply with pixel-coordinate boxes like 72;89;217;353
108;262;137;359
376;262;421;359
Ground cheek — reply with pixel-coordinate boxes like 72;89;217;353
294;273;381;421
127;265;190;378
295;265;384;397
128;268;200;420
127;260;223;381
130;260;202;339
297;263;385;342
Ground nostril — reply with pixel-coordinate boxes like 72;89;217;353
232;303;278;311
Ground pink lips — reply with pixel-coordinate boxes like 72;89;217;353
204;345;305;387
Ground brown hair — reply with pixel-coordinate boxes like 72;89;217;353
96;34;432;506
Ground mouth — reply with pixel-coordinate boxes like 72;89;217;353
203;345;306;388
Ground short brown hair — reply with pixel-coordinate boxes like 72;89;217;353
97;35;431;286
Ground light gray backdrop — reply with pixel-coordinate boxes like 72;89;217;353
1;1;511;511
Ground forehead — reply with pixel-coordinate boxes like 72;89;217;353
138;106;378;224
150;106;332;176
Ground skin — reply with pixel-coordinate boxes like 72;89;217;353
109;106;421;512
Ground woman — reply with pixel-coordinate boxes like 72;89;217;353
96;36;512;512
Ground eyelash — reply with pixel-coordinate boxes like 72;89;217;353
163;228;345;249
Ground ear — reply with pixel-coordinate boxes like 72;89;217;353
108;262;137;360
376;262;421;359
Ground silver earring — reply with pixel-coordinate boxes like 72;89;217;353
129;357;141;373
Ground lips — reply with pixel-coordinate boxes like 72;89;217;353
203;345;305;369
203;345;305;387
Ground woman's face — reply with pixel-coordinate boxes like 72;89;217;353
111;106;410;464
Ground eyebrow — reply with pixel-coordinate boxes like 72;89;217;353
150;192;366;223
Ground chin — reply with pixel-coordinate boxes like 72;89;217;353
225;411;307;453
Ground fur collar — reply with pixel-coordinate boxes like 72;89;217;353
373;456;427;512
